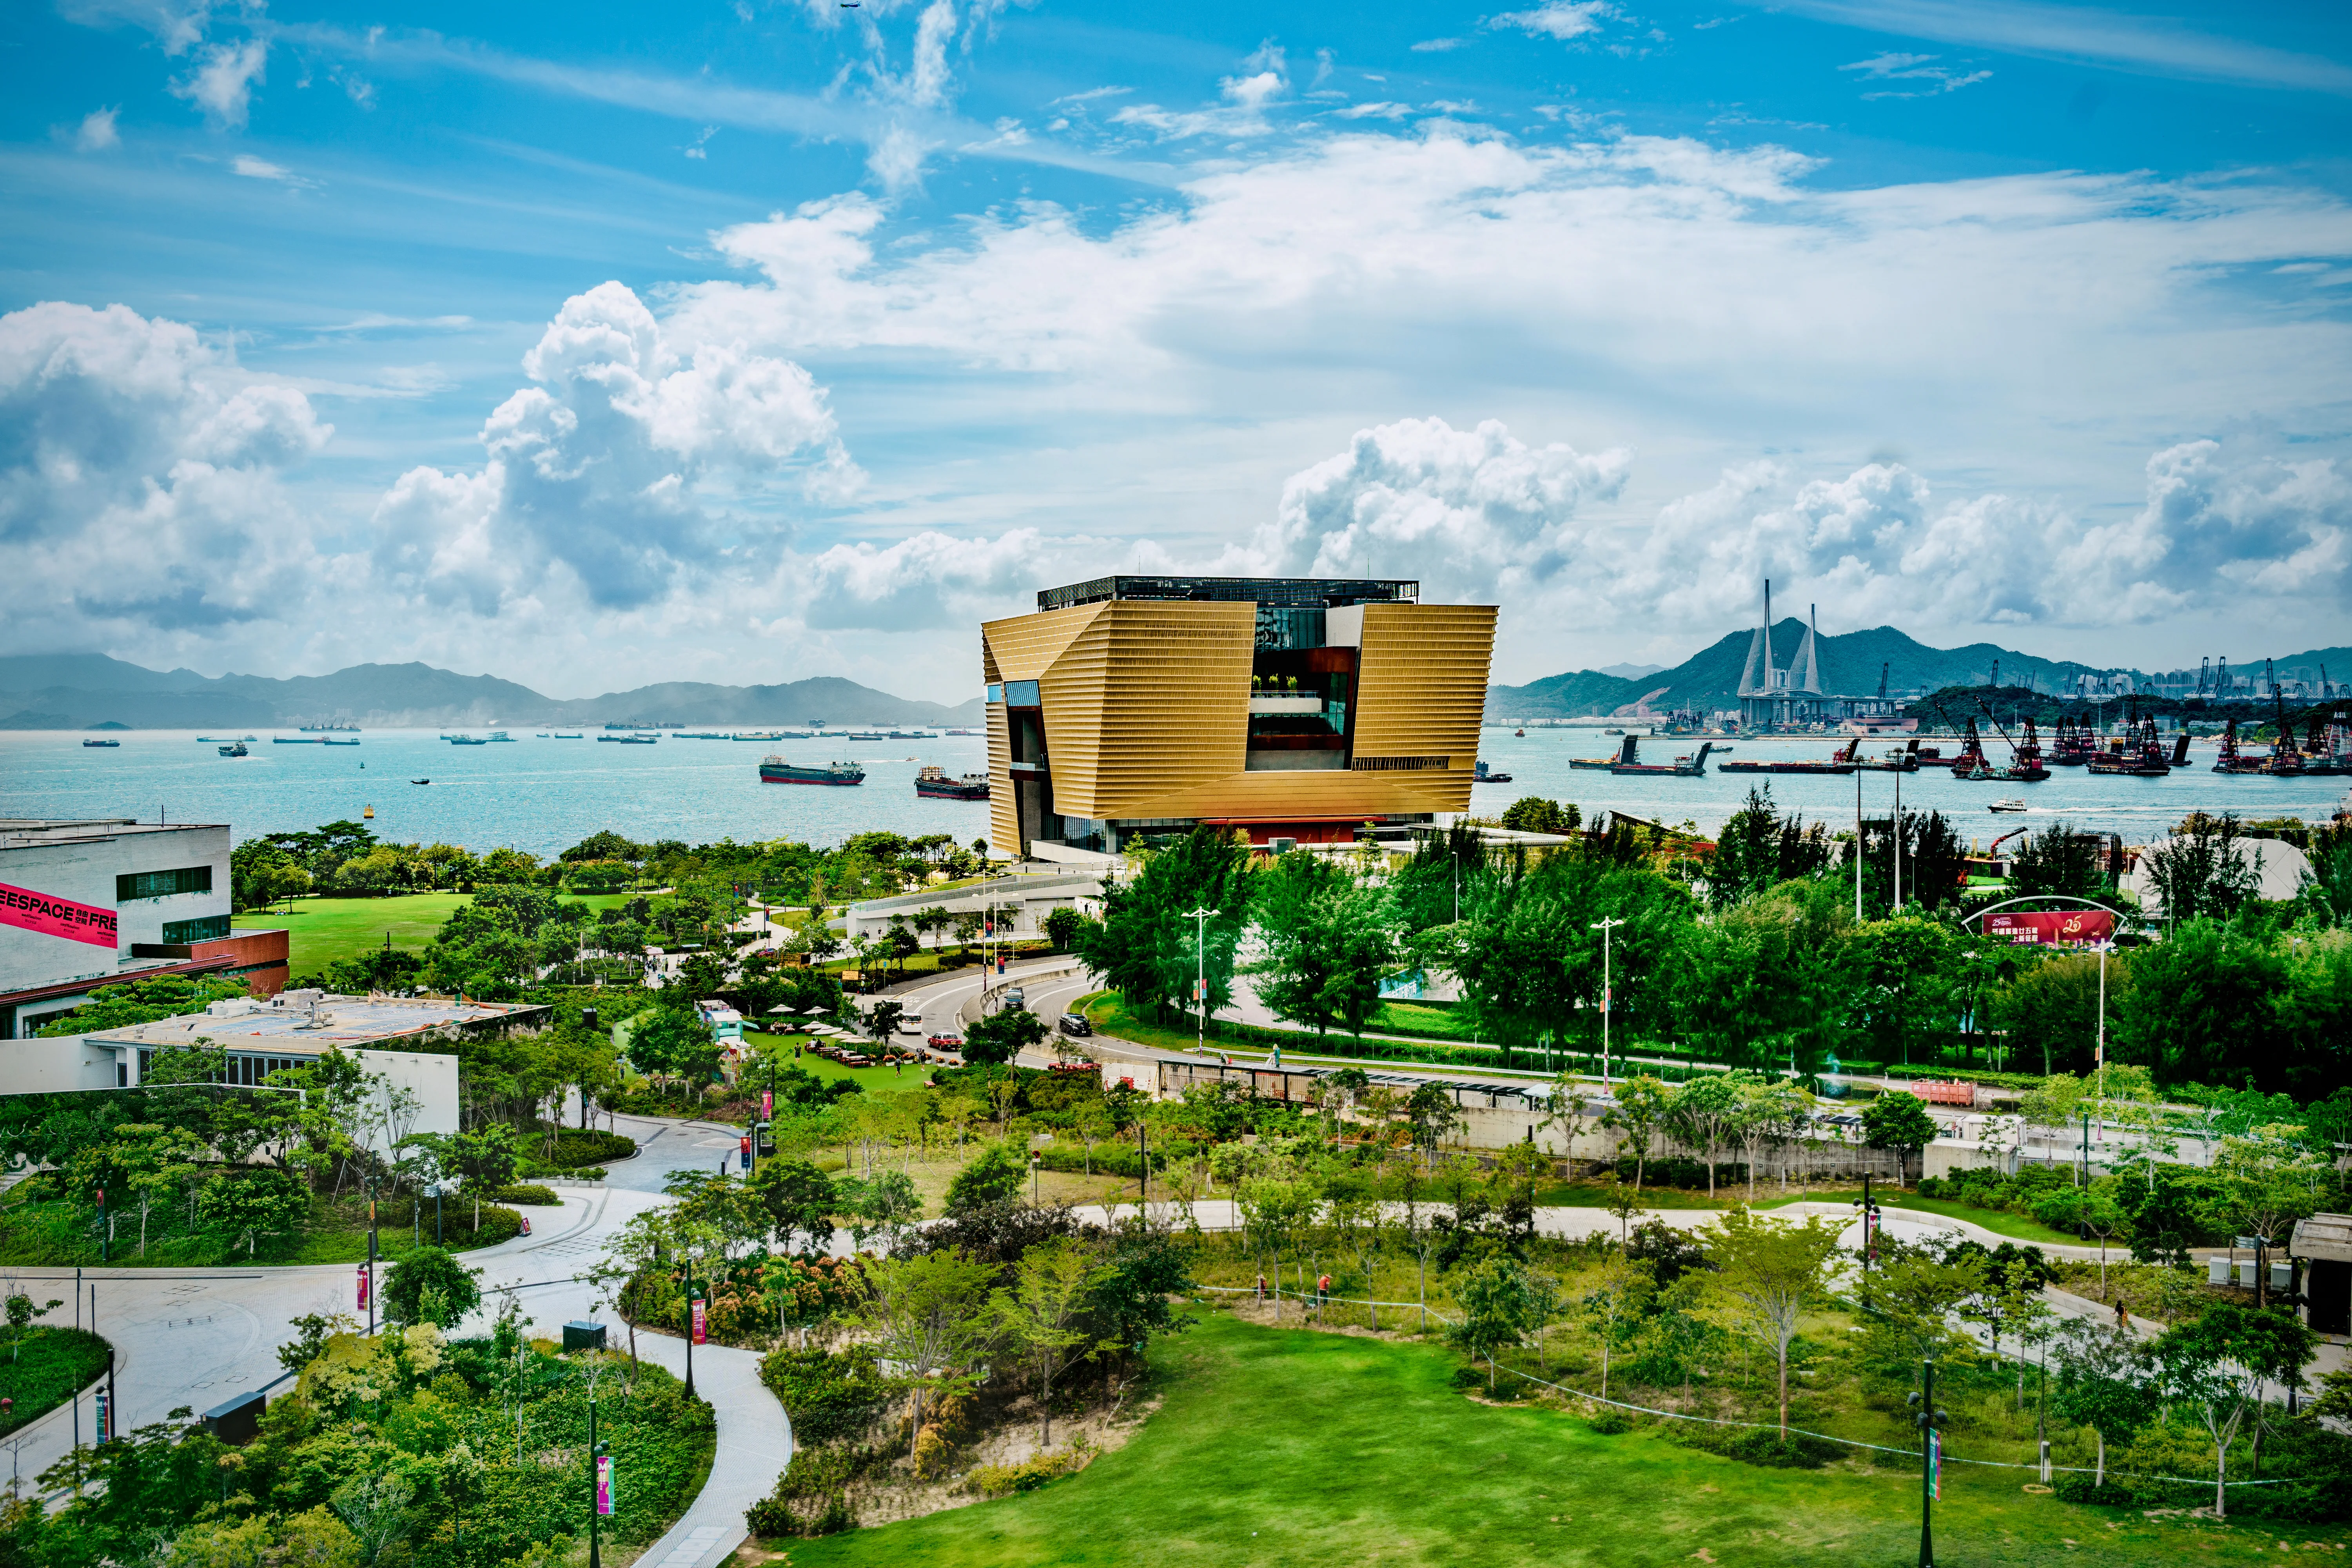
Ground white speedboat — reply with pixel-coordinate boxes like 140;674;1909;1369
1987;799;2028;813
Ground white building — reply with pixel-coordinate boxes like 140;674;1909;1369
2;991;549;1135
841;872;1105;947
2;818;289;1038
2120;834;2313;917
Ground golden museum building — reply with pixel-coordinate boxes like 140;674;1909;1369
981;576;1497;857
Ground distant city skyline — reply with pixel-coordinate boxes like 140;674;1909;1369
4;0;2348;702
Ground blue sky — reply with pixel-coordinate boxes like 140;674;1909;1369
4;0;2349;699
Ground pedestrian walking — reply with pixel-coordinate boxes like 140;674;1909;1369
1317;1273;1332;1311
1255;1273;1267;1303
2114;1300;2129;1331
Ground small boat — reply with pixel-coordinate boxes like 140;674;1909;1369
1473;760;1513;783
273;736;324;744
848;731;887;742
1514;728;1525;737
733;731;786;742
82;738;121;747
1988;799;2028;813
410;777;430;784
219;742;249;757
596;734;657;744
447;735;489;746
915;764;989;800
486;730;515;742
1609;737;1713;777
552;733;583;739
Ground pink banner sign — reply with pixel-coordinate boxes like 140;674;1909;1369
691;1298;706;1346
595;1454;614;1515
0;882;117;948
1985;909;2114;947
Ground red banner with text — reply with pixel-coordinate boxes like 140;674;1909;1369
0;882;118;948
1985;909;2113;947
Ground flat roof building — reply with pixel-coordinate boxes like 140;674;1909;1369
1;818;289;1038
8;991;552;1134
981;576;1497;855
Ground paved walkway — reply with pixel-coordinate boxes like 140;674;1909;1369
1;1113;795;1563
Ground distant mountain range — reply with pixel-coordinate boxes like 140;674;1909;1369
1487;626;2352;720
0;655;985;730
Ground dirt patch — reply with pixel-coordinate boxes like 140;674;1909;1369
847;1391;1163;1529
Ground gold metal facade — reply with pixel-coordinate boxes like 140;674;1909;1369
980;592;1498;849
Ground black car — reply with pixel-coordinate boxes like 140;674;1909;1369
1056;1013;1092;1037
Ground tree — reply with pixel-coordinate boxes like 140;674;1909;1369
195;1169;309;1257
1664;1071;1750;1199
1993;951;2127;1078
448;1127;521;1230
751;1157;839;1252
1844;918;1964;1069
1704;786;1832;910
1860;1091;1937;1186
1041;907;1085;952
2007;821;2111;901
1448;1255;1534;1390
2141;813;2264;924
1250;853;1398;1039
2049;1321;2158;1488
2159;1302;2316;1518
1498;796;1578;836
1702;1208;1842;1437
1578;1255;1650;1398
1604;1075;1676;1192
962;1007;1045;1067
859;1248;1001;1456
944;1145;1026;1215
381;1247;483;1329
2112;920;2288;1089
1073;826;1252;1022
995;1238;1113;1445
2036;1185;2129;1297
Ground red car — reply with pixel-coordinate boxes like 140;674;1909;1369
927;1033;965;1049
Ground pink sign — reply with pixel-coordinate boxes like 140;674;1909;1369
0;882;117;948
357;1264;370;1310
691;1298;706;1346
595;1454;614;1515
1985;909;2114;947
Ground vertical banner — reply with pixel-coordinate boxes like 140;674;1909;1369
761;1089;773;1120
690;1298;706;1346
94;1388;109;1444
1927;1430;1942;1499
356;1264;370;1310
595;1454;614;1515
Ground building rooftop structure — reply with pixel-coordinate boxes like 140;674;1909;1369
1;818;230;849
90;993;548;1055
1037;576;1418;612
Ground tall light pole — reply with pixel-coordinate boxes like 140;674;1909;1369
1182;905;1218;1055
1855;767;1865;923
1892;764;1903;913
2093;938;2111;1138
1590;917;1626;1083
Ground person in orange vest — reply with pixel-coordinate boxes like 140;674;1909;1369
1317;1273;1332;1310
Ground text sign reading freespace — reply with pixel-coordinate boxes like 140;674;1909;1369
1985;909;2113;947
0;882;118;948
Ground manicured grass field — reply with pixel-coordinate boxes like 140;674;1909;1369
1759;1189;2082;1246
783;1311;2337;1567
0;1327;112;1437
234;891;630;975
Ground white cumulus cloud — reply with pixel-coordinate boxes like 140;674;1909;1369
1487;2;1613;42
171;37;268;129
74;108;121;151
370;281;858;618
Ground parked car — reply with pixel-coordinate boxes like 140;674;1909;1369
1056;1013;1092;1037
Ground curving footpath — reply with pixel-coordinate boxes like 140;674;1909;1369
0;1112;795;1564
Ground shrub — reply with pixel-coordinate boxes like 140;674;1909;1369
2052;1476;2146;1507
1587;1410;1632;1435
1676;1424;1840;1468
757;1347;889;1445
489;1185;561;1206
968;1448;1083;1498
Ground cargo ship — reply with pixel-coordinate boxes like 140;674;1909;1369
322;737;360;746
1608;736;1713;777
1718;738;1857;775
2090;713;2180;776
915;764;988;800
595;734;657;744
446;734;489;746
762;754;866;786
82;738;120;747
274;735;324;744
1473;760;1513;783
298;722;360;733
2047;716;2096;766
1853;738;1921;772
1958;707;2050;783
218;742;248;757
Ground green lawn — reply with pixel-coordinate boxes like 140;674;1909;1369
234;892;630;975
1756;1189;2083;1247
0;1191;524;1268
755;1035;934;1092
783;1311;2314;1567
0;1327;111;1438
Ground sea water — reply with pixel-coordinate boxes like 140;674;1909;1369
3;729;2342;858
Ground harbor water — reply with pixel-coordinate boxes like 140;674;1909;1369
2;728;2341;858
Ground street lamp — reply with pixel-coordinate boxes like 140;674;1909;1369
1181;906;1218;1055
1909;1362;1949;1566
1589;917;1627;1083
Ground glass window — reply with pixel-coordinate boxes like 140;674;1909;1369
161;914;232;944
1004;679;1041;707
116;865;214;902
985;683;1004;704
